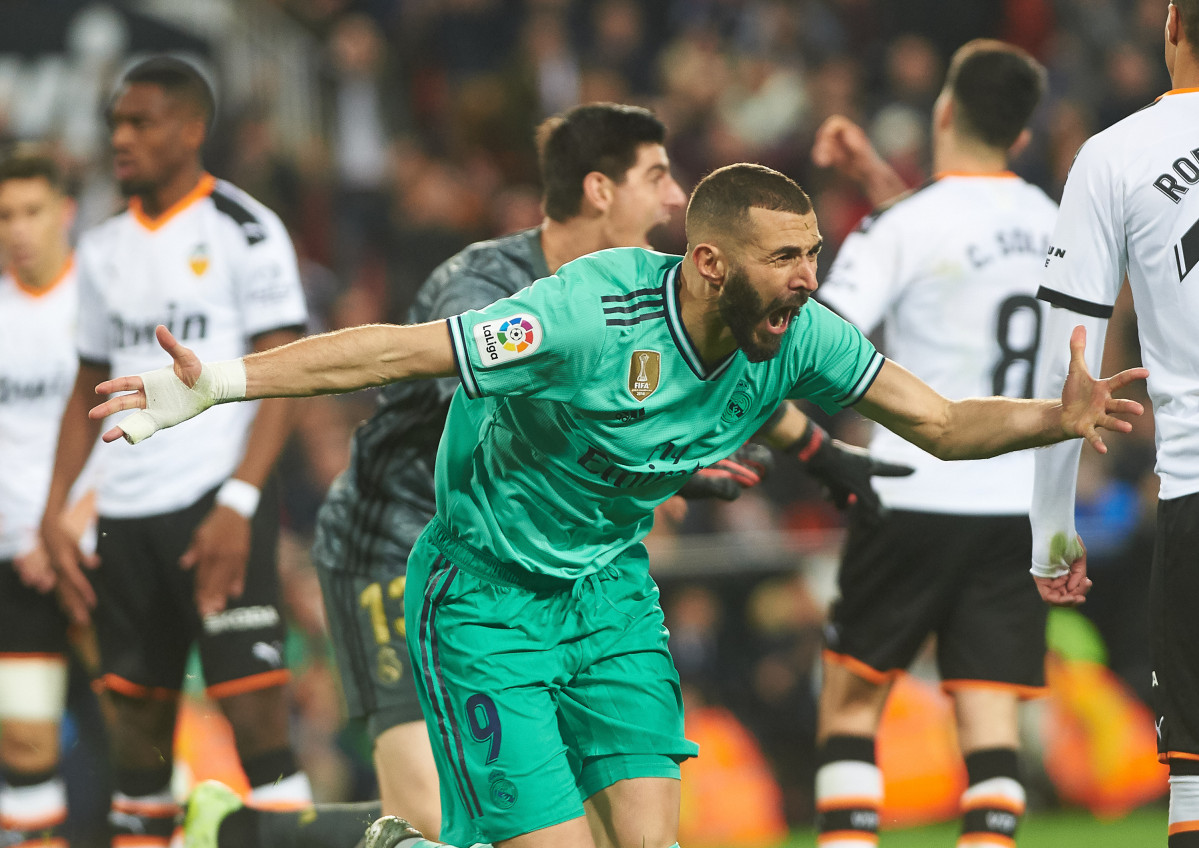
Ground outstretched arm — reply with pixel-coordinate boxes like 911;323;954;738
90;321;457;443
855;325;1145;460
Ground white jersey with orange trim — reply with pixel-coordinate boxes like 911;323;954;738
76;175;307;518
0;261;78;558
820;172;1058;515
1032;88;1199;573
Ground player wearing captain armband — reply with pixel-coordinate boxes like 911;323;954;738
90;163;1143;848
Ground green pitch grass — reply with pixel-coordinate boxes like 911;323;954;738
776;807;1165;847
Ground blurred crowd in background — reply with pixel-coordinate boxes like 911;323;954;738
0;0;1172;837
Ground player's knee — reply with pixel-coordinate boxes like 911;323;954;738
953;688;1020;752
0;657;67;772
0;719;60;772
609;827;678;848
375;720;441;834
818;671;888;738
219;685;292;756
104;689;178;756
602;805;678;848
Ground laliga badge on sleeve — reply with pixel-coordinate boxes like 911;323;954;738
474;313;542;366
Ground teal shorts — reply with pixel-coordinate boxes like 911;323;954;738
406;518;698;845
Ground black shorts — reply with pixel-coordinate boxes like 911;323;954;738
1150;492;1199;764
312;474;424;737
0;558;69;655
90;483;289;699
826;509;1047;694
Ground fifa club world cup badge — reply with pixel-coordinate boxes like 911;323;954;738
628;350;661;401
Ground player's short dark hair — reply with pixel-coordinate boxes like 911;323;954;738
1177;0;1199;51
944;39;1046;149
119;55;216;129
685;163;812;245
536;102;667;222
0;148;66;194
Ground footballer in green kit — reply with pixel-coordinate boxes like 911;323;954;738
89;162;1147;848
408;247;880;843
437;247;881;580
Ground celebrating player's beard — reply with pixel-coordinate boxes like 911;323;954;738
718;262;808;362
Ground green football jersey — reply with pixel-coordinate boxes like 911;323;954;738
437;247;883;579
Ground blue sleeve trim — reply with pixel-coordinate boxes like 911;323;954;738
840;350;886;406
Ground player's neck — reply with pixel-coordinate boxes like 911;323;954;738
1170;45;1199;90
137;164;206;219
932;135;1008;177
13;246;71;291
540;215;618;274
677;260;737;365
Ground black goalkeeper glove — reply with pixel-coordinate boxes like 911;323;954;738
790;419;913;523
677;442;774;501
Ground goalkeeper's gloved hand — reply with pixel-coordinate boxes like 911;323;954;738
678;442;774;501
790;419;913;523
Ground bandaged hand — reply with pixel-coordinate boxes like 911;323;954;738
89;325;246;444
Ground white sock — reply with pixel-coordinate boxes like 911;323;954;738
248;770;314;810
0;776;67;832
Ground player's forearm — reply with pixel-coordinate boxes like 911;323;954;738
229;332;303;488
1030;440;1083;577
242;322;456;400
758;401;810;449
859;360;1070;461
858;160;909;207
229;399;293;488
1027;306;1107;577
931;396;1067;460
45;370;105;517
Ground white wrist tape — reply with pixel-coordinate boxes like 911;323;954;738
118;358;247;445
216;478;261;519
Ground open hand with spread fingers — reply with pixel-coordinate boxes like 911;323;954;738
1058;325;1148;453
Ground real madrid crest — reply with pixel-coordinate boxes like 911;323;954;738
627;350;661;402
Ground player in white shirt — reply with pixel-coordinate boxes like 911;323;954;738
39;57;313;846
0;150;87;848
812;41;1058;848
1030;3;1199;844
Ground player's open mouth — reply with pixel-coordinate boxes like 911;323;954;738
765;306;797;334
